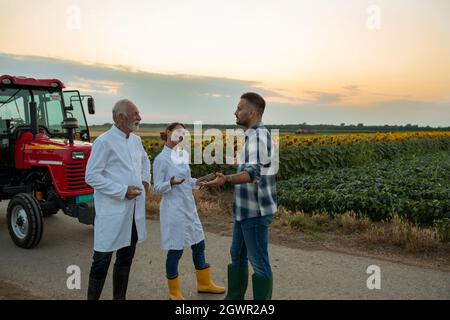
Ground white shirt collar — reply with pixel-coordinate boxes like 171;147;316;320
163;144;172;153
112;124;129;139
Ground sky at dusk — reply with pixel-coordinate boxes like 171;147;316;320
1;0;449;126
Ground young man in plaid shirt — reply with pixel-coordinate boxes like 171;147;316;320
203;92;277;300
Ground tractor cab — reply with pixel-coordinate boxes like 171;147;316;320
0;75;97;249
0;76;94;154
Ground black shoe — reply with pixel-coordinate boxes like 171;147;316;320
113;266;131;300
87;276;106;300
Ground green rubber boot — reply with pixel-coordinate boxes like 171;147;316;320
224;264;248;300
252;274;273;300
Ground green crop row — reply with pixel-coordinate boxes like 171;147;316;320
276;138;450;180
277;151;450;225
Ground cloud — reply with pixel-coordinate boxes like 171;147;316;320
343;85;360;96
0;53;286;123
66;77;124;96
197;93;231;98
1;53;447;126
265;95;307;105
304;86;359;104
368;91;412;99
304;91;344;104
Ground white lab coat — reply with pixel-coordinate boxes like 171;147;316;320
85;125;151;252
153;145;205;250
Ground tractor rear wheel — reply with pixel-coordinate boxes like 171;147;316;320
7;193;44;249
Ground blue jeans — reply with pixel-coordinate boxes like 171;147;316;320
230;215;273;278
166;240;209;279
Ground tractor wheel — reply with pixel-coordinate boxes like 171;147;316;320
7;193;44;249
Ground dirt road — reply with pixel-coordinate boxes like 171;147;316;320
0;201;449;300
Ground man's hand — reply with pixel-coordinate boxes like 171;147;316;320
142;181;150;194
126;186;142;200
170;176;185;186
202;172;227;188
196;179;207;187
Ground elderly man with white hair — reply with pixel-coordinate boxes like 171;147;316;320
85;99;151;300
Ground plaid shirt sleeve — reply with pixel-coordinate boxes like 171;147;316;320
234;125;277;221
241;128;272;183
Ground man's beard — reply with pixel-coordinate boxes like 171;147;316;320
126;120;139;132
236;117;246;126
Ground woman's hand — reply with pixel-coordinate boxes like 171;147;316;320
170;176;185;186
196;179;207;187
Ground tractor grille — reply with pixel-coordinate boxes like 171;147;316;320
66;162;88;190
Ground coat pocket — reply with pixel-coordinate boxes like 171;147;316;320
95;194;127;217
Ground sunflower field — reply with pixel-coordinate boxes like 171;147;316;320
95;131;450;227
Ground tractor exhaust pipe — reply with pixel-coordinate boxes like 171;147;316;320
29;100;38;136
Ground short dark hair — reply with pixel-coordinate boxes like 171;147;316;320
241;92;265;116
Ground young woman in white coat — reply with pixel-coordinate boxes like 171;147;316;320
153;122;225;300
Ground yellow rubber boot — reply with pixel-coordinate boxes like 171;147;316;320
196;267;226;294
168;277;185;300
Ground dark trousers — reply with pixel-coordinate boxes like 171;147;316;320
89;218;138;280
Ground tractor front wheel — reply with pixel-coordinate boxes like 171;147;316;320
7;193;44;249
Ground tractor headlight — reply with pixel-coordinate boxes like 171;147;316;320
71;151;85;160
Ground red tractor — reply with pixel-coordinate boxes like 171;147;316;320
0;75;96;249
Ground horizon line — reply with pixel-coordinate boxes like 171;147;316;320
89;123;450;128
